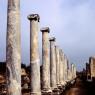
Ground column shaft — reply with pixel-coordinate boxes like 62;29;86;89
28;14;41;95
55;46;60;86
41;27;51;91
6;0;21;95
61;52;66;85
50;38;57;89
64;56;68;82
59;50;64;85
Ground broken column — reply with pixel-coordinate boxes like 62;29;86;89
49;37;57;89
28;14;41;95
41;27;51;93
6;0;21;95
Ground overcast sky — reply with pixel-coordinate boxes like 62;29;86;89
0;0;95;71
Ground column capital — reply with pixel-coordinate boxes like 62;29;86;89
49;37;56;41
55;45;59;48
40;27;50;33
27;14;40;22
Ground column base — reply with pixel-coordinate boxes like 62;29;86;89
42;88;52;95
31;92;41;95
57;84;65;94
58;84;63;89
52;88;60;95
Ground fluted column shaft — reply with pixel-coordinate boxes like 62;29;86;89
6;0;21;95
28;14;41;95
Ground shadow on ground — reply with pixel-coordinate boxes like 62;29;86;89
63;77;95;95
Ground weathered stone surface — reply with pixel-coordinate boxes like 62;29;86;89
71;64;76;79
71;64;74;79
64;56;68;82
86;63;89;76
6;0;21;95
62;51;66;85
59;49;64;85
41;27;51;92
55;46;60;86
73;65;76;79
49;37;57;89
89;57;95;80
28;14;41;95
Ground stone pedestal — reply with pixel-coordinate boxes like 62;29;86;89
42;89;52;95
28;14;41;95
52;88;60;95
6;0;21;95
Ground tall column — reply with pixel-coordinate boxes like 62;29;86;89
49;37;57;89
71;64;74;79
59;49;64;85
6;0;21;95
64;55;68;82
61;51;66;85
67;60;69;81
74;65;76;78
41;27;51;93
55;46;60;86
28;14;41;95
71;64;76;79
59;49;62;85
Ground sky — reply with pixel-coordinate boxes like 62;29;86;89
0;0;95;71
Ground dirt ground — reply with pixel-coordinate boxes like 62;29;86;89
64;78;95;95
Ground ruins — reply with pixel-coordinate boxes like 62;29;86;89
0;0;77;95
6;0;21;95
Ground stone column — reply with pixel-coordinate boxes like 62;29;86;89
41;27;51;93
55;46;60;86
74;65;76;78
67;60;70;81
71;64;74;79
59;49;64;86
61;51;66;85
6;0;21;95
28;14;41;95
49;37;57;89
71;64;76;79
64;55;68;82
